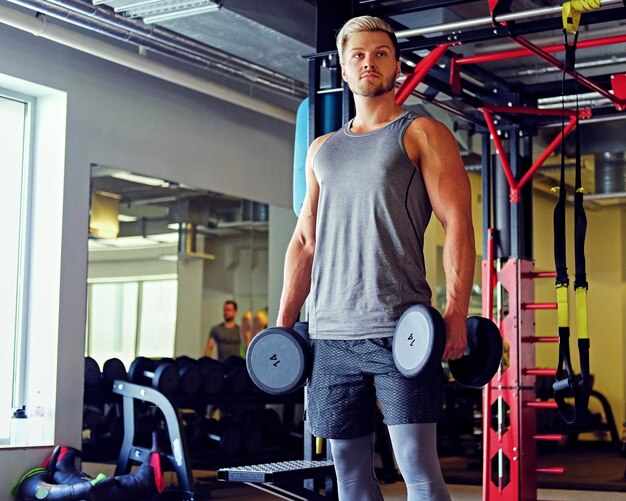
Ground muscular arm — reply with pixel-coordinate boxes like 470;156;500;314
406;118;476;360
276;134;329;328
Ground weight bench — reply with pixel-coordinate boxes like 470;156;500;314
217;459;336;500
113;380;195;500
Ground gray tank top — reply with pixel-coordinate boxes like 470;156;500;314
309;110;432;339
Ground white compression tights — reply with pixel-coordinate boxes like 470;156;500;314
329;423;450;501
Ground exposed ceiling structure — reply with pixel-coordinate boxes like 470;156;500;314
1;0;625;206
89;166;268;252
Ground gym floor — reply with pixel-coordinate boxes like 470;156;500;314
199;483;626;500
85;445;626;500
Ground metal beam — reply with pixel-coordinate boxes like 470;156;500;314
394;0;624;39
398;6;626;51
356;0;470;17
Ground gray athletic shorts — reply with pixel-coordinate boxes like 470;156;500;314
305;337;444;439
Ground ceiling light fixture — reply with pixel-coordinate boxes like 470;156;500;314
142;2;220;24
111;171;167;187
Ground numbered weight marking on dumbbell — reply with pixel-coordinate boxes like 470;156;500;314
249;333;303;389
393;304;446;378
392;305;503;389
247;326;311;395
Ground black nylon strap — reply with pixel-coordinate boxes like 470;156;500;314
552;30;591;426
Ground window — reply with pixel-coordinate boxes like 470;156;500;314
0;90;34;444
86;278;178;369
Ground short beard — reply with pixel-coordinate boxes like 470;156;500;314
351;76;396;97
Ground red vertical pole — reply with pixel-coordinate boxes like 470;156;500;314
483;259;538;501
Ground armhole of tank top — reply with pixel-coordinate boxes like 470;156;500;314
311;130;340;174
399;116;420;173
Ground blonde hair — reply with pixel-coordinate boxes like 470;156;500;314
336;16;399;65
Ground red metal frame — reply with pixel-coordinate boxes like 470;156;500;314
483;259;539;501
511;35;626;110
611;73;626;111
395;44;451;105
455;33;626;65
479;105;591;203
482;256;566;501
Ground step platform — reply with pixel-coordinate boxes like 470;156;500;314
217;459;335;483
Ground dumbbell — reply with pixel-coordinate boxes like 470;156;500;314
84;357;102;388
197;357;225;395
193;417;242;457
102;358;127;386
128;357;179;394
173;356;203;395
392;304;503;388
223;356;250;395
246;322;311;395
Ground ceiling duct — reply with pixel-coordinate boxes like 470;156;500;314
595;152;626;195
179;222;215;260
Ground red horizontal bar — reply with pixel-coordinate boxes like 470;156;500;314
457;33;626;65
511;36;626;107
522;302;557;310
523;368;557;376
522;336;560;343
521;271;557;279
536;467;565;475
527;401;558;409
533;434;565;441
485;104;582;118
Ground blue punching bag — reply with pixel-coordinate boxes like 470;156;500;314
292;93;342;216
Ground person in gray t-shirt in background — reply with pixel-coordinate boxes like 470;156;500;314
204;300;241;362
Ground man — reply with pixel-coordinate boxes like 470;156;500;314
276;16;475;501
204;300;241;362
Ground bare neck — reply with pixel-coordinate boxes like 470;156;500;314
351;92;404;133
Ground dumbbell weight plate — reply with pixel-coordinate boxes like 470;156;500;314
178;364;202;395
153;363;179;394
84;357;102;388
449;316;502;388
223;356;249;396
392;304;446;378
205;418;241;457
129;357;179;394
197;357;225;395
246;326;311;395
102;358;126;385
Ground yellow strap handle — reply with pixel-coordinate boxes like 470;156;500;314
316;436;324;455
556;285;569;328
575;288;589;339
563;0;601;33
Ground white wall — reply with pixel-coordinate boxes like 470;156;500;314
0;22;295;490
201;233;269;353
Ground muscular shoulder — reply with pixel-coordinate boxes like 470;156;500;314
309;132;334;159
404;117;458;168
406;117;455;145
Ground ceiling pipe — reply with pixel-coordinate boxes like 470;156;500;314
48;0;303;88
474;24;626;54
395;0;624;39
0;4;296;123
4;0;306;97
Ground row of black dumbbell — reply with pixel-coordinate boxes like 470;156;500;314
83;401;294;460
84;355;256;396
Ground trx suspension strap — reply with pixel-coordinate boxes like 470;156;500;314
552;24;592;425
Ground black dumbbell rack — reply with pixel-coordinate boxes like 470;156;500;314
112;380;195;500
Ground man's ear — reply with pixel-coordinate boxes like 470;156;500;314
341;63;347;82
396;60;402;78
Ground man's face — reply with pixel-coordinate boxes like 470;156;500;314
223;303;237;322
341;30;400;98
